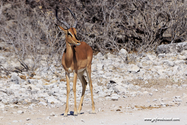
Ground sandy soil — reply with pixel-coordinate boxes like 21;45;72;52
0;86;187;125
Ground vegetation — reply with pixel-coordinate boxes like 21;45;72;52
0;0;186;70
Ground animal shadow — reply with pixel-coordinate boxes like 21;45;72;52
61;111;84;116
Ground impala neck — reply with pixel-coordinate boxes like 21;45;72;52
65;41;74;68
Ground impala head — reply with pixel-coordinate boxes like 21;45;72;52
56;7;80;46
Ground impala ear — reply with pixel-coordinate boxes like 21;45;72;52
72;28;77;35
58;25;66;32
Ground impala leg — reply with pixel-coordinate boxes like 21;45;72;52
64;72;70;117
86;68;96;114
78;72;87;114
73;72;78;116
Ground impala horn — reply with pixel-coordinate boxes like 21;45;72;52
56;6;70;29
66;7;77;28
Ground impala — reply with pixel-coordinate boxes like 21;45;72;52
56;7;95;116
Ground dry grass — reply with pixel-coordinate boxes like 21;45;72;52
129;79;187;88
19;75;26;80
134;105;161;110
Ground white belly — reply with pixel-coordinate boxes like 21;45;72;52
67;68;85;73
77;68;86;73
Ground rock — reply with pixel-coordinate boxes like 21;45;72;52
17;110;24;114
25;123;33;125
153;99;157;102
0;116;3;120
28;79;37;84
111;94;119;101
43;83;55;90
146;54;156;61
10;84;20;90
178;55;187;60
0;103;5;109
26;84;40;94
113;86;120;94
160;102;167;107
0;55;6;62
130;92;137;97
174;60;186;65
116;109;121;111
2;98;8;104
81;119;85;122
12;120;18;123
51;87;59;94
154;89;158;92
38;93;49;98
156;42;187;54
156;44;174;54
174;96;182;102
176;42;187;52
95;52;103;58
26;118;31;121
162;60;174;67
28;104;35;110
157;69;166;77
50;112;56;116
128;64;140;73
119;49;128;56
10;73;20;84
158;53;166;58
107;65;116;71
46;116;51;120
45;96;60;104
97;63;104;70
143;91;149;94
38;102;47;106
106;53;117;59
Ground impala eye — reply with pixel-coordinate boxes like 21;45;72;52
68;32;72;37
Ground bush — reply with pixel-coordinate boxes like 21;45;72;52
0;0;186;71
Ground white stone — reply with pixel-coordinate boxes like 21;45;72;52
111;94;119;101
174;60;186;65
119;49;128;55
26;118;31;121
95;52;103;59
128;64;140;73
146;54;156;61
46;96;60;104
0;103;5;109
12;120;18;123
162;60;175;67
0;56;6;64
178;55;187;60
10;73;20;84
28;79;37;84
0;116;3;120
50;112;56;116
17;110;24;114
81;119;85;122
38;102;47;106
97;63;104;70
10;84;20;90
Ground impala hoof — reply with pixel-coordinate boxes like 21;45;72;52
89;110;96;114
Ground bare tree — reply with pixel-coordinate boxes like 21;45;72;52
0;0;186;73
0;0;64;71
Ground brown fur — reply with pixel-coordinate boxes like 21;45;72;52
58;26;95;116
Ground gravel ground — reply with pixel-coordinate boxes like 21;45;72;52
0;42;187;125
0;85;187;125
